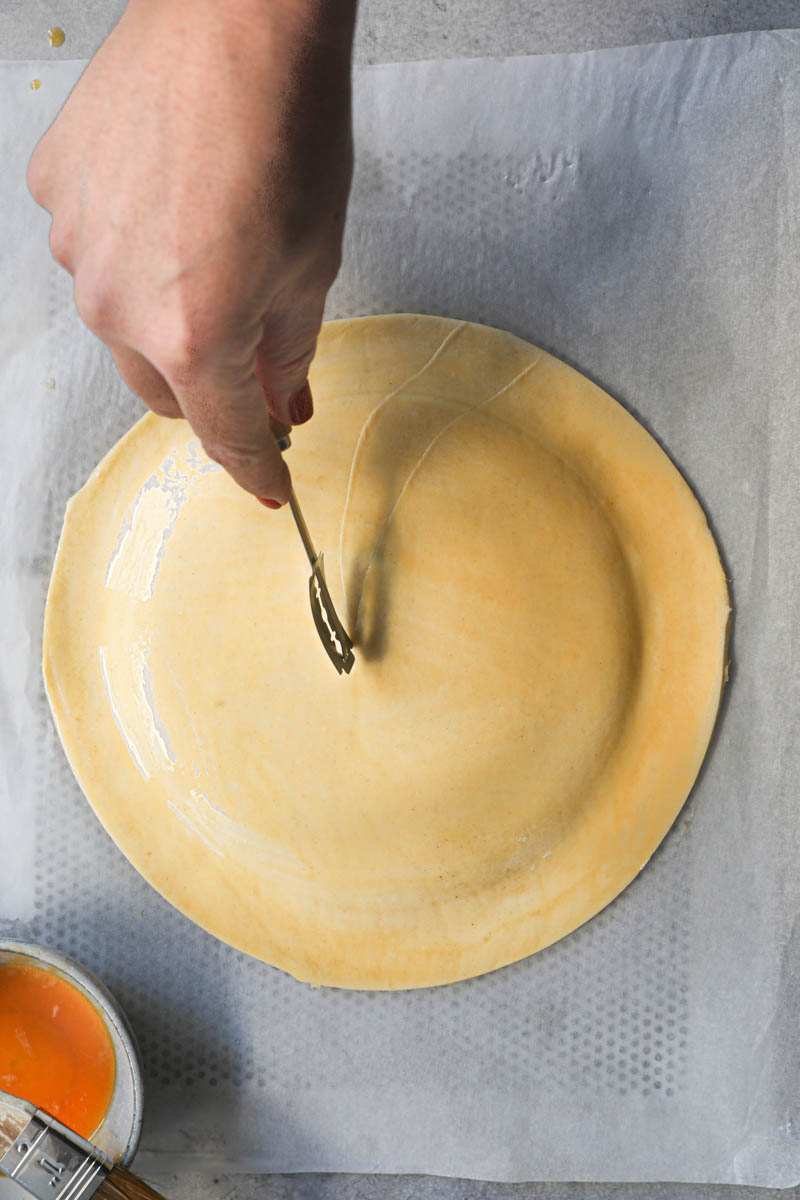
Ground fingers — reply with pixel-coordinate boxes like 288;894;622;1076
286;379;314;426
254;300;323;426
27;134;55;213
268;414;293;443
169;369;291;505
108;343;182;417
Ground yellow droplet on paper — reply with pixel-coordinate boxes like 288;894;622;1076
48;27;66;48
30;79;42;90
43;378;56;390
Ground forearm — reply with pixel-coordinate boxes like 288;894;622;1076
124;0;357;54
30;0;355;502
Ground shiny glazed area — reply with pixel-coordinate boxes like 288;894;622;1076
43;316;729;988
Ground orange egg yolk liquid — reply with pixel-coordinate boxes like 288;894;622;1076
0;962;116;1137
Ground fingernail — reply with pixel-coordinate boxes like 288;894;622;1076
289;381;313;425
258;497;283;509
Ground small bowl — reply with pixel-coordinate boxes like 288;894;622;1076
0;940;143;1168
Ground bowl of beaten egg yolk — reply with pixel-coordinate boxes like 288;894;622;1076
0;941;143;1168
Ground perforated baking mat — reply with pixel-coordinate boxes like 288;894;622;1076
1;32;799;1186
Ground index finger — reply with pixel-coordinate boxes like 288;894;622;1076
170;367;292;505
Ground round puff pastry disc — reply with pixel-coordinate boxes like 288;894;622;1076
44;316;729;989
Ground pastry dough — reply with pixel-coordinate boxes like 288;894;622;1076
44;316;729;989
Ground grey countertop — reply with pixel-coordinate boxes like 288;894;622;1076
0;0;799;62
3;2;798;1198
142;1175;800;1200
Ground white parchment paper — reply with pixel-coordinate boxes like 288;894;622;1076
1;31;799;1187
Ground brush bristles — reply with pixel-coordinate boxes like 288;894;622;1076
0;1098;29;1158
98;1165;166;1200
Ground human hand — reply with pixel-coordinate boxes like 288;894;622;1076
28;0;355;504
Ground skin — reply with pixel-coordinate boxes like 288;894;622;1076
27;0;356;504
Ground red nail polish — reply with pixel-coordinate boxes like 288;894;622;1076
289;381;313;425
258;497;282;509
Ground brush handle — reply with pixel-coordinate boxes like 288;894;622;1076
99;1165;167;1200
0;1094;167;1200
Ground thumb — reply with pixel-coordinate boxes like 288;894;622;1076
170;367;292;505
255;305;322;427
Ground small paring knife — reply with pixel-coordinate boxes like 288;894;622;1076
276;433;355;676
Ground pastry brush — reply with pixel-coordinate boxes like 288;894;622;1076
0;1089;165;1200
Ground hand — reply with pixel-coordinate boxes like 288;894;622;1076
27;0;355;504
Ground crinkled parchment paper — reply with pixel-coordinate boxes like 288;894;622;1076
1;31;798;1186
